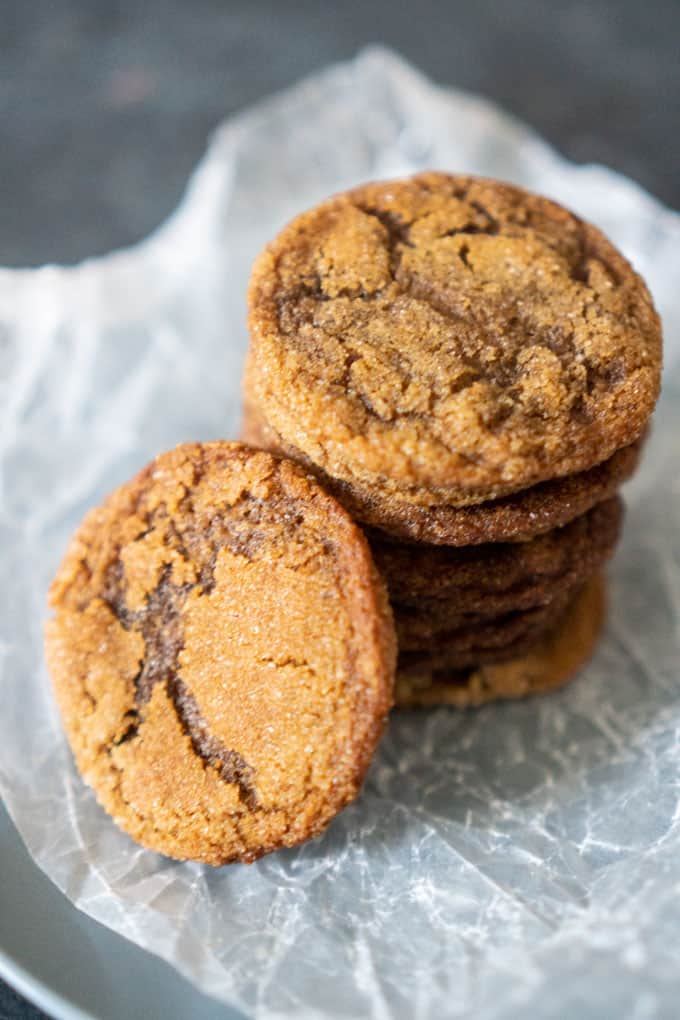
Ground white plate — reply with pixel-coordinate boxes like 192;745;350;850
0;803;245;1020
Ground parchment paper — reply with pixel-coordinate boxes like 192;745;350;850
1;48;680;1020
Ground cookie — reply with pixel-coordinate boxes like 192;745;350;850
247;172;660;515
45;442;396;865
397;628;554;676
394;588;572;658
371;497;622;612
241;386;640;545
395;575;605;707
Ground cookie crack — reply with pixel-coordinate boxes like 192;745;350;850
103;561;259;808
356;204;414;279
467;198;501;234
569;219;623;291
262;181;652;459
258;654;312;671
169;675;258;809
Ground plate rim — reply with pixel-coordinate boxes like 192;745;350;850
0;802;247;1020
0;944;97;1020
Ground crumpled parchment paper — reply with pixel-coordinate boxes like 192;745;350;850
1;47;680;1020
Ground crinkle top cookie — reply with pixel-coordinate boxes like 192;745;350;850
248;172;661;503
46;442;395;865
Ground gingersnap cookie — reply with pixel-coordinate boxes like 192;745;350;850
394;587;572;658
247;172;661;516
241;377;641;546
397;628;553;676
371;497;622;613
45;442;395;865
395;575;605;708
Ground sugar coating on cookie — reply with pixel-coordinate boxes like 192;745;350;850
248;172;661;505
241;388;640;545
46;442;395;865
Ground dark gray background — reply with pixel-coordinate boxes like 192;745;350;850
1;0;679;270
0;0;677;1016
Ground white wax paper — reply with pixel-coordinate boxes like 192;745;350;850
1;48;680;1020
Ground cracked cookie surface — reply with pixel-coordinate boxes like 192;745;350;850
45;442;395;865
248;172;661;507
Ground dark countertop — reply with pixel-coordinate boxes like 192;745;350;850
0;1;677;1017
1;0;678;271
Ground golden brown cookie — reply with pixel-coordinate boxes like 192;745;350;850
241;384;640;545
371;497;622;612
395;575;605;707
45;442;396;865
247;172;661;514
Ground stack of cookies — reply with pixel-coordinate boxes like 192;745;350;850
45;172;662;866
242;172;661;707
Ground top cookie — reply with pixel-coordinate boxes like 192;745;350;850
46;442;395;865
248;172;661;505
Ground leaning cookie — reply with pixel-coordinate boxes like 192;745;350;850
45;442;395;865
395;575;605;708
